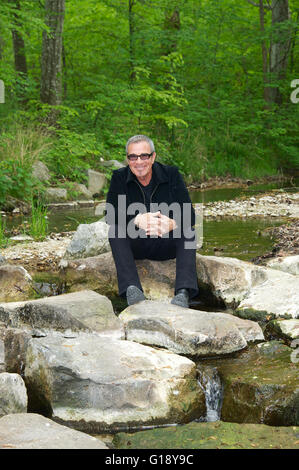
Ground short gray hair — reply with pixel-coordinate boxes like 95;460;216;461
126;135;155;154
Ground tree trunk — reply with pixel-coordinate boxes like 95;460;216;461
163;5;181;56
128;0;136;83
269;0;291;104
259;0;272;105
40;0;65;105
11;0;28;104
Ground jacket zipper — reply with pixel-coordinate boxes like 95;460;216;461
134;180;160;216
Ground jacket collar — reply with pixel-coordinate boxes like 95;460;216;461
126;161;169;185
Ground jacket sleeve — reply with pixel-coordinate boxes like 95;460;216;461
171;167;195;228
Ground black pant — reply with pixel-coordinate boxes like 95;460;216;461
108;224;199;299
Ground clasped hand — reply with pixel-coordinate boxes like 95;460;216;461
134;211;177;237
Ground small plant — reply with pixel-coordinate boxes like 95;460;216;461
29;199;49;241
0;214;8;248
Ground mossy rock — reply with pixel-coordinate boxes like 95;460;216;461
113;421;299;449
203;342;299;426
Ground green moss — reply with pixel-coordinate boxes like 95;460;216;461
113;421;299;449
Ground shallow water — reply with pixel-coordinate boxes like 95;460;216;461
190;178;299;204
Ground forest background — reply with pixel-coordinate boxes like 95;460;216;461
0;0;298;208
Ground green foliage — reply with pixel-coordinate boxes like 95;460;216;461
0;0;298;190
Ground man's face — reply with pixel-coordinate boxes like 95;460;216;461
127;140;156;182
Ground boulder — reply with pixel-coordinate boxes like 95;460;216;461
266;255;299;276
59;252;175;299
4;328;32;375
63;220;110;260
0;255;7;266
0;373;27;417
44;187;68;203
24;332;205;432
205;341;299;426
32;160;51;182
0;413;108;449
119;301;264;357
264;319;299;345
87;169;106;196
71;182;93;200
101;160;126;169
236;268;299;320
196;254;299;320
196;254;267;307
60;252;299;319
113;420;299;449
0;290;121;335
0;265;33;302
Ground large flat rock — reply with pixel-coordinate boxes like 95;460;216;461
119;301;264;357
59;252;176;300
0;413;108;449
24;332;205;432
0;290;121;335
196;254;299;319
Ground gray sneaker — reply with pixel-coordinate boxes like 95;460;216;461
171;288;189;308
126;285;146;306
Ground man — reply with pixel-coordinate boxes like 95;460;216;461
105;134;199;307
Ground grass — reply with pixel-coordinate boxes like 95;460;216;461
0;214;8;248
29;200;49;241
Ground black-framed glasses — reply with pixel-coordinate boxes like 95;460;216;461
127;152;153;161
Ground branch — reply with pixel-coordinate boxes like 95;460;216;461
246;0;271;10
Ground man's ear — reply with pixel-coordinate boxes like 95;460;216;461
152;152;156;163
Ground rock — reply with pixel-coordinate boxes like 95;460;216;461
196;254;267;307
236;267;299;320
94;201;106;217
0;290;121;335
63;220;110;260
60;252;299;320
101;160;126;169
205;341;299;426
4;328;32;375
0;265;33;302
44;188;68;203
9;235;34;242
0;255;7;266
24;332;205;432
71;183;93;200
196;254;299;320
32;160;51;182
264;319;299;345
266;255;299;276
113;420;299;449
59;252;175;299
0;413;108;449
0;373;27;417
87;169;106;196
119;301;264;358
0;339;4;373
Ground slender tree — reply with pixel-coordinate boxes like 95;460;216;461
40;0;65;105
11;0;28;104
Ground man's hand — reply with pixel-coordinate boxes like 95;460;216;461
134;211;177;237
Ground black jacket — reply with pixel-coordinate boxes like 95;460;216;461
105;161;195;230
